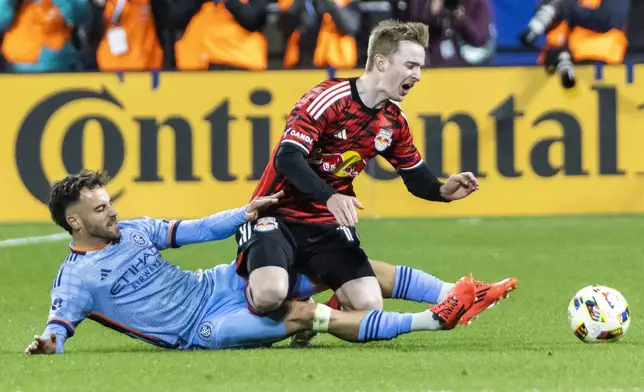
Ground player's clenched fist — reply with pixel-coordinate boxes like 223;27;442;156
245;191;285;221
326;194;364;227
25;333;57;355
439;172;480;201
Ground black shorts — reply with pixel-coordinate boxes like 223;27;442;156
234;216;374;290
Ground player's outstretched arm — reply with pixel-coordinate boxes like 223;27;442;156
174;192;284;246
438;172;480;201
388;111;478;202
398;161;448;202
25;332;62;355
244;191;284;221
26;266;92;355
399;162;479;202
25;318;72;355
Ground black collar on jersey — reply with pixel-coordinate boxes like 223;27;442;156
349;78;383;116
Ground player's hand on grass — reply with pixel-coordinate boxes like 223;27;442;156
327;194;364;227
439;172;480;201
245;191;285;221
24;333;57;355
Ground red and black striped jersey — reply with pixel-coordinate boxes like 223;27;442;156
252;77;423;224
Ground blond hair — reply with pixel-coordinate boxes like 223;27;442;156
365;20;429;71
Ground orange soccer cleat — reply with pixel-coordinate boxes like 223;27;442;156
459;276;518;325
429;275;476;329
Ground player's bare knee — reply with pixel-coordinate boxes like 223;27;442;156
350;293;384;311
250;281;289;313
336;277;384;311
248;267;290;313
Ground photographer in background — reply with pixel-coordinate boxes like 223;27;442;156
278;0;361;69
175;0;269;71
403;0;495;67
83;0;163;72
520;0;630;88
0;0;87;72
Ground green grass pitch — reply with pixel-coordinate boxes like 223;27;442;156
0;216;642;392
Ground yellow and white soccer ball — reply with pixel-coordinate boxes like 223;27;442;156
568;285;630;343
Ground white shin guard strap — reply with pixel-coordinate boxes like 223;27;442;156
313;304;332;332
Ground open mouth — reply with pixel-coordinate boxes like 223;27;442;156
402;83;414;94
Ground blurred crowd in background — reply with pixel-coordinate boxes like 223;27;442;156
0;0;641;74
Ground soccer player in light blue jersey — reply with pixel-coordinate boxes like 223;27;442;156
25;170;480;355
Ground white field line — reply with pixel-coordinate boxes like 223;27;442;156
0;233;70;248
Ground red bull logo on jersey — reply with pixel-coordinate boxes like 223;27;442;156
255;217;278;232
374;129;393;152
313;150;366;178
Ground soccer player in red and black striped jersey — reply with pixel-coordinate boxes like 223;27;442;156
235;20;516;329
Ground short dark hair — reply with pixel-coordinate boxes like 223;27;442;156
48;170;110;233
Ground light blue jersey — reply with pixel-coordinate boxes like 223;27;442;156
42;208;254;353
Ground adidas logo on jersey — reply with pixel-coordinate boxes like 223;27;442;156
334;129;348;140
100;269;112;281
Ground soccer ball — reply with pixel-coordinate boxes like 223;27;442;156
567;284;630;343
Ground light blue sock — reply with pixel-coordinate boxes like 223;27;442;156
392;265;446;303
357;311;413;342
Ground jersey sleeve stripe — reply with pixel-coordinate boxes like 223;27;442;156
167;220;180;248
54;266;65;288
399;159;425;171
280;139;310;154
311;90;352;120
56;267;63;287
307;82;350;117
169;220;182;248
48;318;75;337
